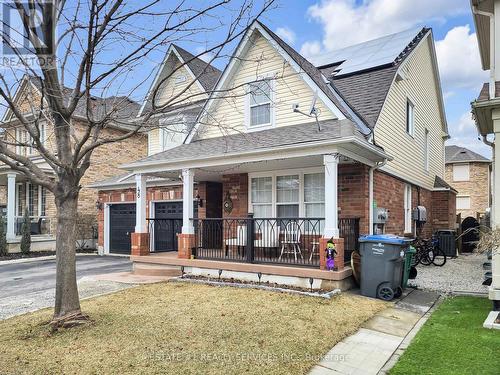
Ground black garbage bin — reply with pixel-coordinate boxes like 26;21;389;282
435;230;456;257
358;235;412;301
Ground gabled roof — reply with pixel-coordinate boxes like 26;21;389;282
138;44;221;116
445;145;491;163
317;28;430;129
2;75;141;130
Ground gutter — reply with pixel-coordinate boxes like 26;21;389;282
472;4;496;98
368;159;388;235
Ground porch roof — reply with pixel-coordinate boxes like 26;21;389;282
122;119;391;174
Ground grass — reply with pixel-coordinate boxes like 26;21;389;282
0;282;386;375
390;296;500;375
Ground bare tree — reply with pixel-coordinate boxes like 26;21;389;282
0;0;275;327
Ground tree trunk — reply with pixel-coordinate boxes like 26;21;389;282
52;191;84;325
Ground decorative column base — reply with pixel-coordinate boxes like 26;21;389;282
131;233;150;256
319;237;344;271
178;233;195;259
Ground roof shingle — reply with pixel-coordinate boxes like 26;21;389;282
445;145;491;163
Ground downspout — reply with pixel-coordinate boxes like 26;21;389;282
483;135;495;223
472;5;495;98
369;159;387;235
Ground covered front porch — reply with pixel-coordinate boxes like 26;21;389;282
0;169;55;251
125;130;389;276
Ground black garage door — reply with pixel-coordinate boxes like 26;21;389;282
153;201;198;252
109;203;136;254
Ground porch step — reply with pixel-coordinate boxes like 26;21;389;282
133;263;182;277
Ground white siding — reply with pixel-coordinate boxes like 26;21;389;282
197;31;335;139
375;36;446;190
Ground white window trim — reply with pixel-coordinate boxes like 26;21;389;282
456;195;471;210
406;98;415;137
244;75;276;131
404;184;412;233
452;163;470;182
248;167;324;217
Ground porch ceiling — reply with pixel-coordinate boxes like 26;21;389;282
148;154;359;182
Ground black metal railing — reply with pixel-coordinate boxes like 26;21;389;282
193;216;325;267
339;218;360;263
147;218;183;252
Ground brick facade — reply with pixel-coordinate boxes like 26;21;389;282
222;173;248;218
431;190;457;231
444;162;491;218
338;164;370;234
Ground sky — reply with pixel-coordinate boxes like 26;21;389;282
254;0;491;158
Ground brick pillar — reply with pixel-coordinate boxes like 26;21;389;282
178;233;195;259
131;232;149;256
319;237;344;271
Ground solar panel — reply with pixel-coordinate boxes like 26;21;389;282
309;27;422;76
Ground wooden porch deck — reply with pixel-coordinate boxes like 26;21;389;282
131;252;352;281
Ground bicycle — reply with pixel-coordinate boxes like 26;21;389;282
412;238;434;266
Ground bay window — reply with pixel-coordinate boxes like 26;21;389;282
250;169;325;218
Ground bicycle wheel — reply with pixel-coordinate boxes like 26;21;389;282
419;248;434;266
432;247;447;267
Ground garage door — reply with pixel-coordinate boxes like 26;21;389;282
153;202;183;252
109;204;136;254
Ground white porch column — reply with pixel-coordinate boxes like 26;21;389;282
491;114;500;301
135;174;147;233
324;154;339;238
6;173;16;239
182;168;195;234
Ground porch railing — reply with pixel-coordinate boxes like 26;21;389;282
147;218;183;252
192;217;360;268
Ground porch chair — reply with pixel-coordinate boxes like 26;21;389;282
254;221;280;256
224;225;247;258
279;221;303;261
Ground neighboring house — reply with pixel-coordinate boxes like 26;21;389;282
470;0;500;319
92;21;455;291
0;76;147;252
444;145;491;219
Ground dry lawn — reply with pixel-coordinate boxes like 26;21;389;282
0;282;386;375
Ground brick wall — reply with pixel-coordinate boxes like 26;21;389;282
444;162;490;218
222;174;248;218
0;186;6;206
338;164;370;234
432;190;457;231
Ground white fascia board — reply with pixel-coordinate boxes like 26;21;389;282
185;22;348;143
123;137;390;175
2;76;44;123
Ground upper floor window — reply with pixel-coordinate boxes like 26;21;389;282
175;75;187;85
159;119;186;152
453;164;469;182
15;124;46;156
247;79;273;128
406;99;414;136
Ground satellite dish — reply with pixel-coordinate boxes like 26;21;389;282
309;92;318;116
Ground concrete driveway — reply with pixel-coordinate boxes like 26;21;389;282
0;255;133;320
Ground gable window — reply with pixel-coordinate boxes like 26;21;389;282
16;128;33;156
453;164;469;182
406;99;414;136
404;184;412;233
247;79;272;127
424;128;429;171
160;122;186;151
456;195;471;210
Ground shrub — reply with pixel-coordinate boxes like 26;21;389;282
0;216;7;256
20;208;31;255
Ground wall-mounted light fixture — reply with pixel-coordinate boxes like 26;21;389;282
95;200;103;211
195;194;203;208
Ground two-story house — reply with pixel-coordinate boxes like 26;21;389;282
0;76;148;252
93;21;456;292
444;145;491;219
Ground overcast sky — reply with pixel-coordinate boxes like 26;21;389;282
258;0;490;158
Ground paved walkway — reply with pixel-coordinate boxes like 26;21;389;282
309;289;439;375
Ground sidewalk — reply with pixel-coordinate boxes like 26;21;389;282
309;289;440;375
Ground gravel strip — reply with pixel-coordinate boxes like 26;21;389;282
408;254;489;294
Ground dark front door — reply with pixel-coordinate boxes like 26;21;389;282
109;203;136;254
153;202;183;252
